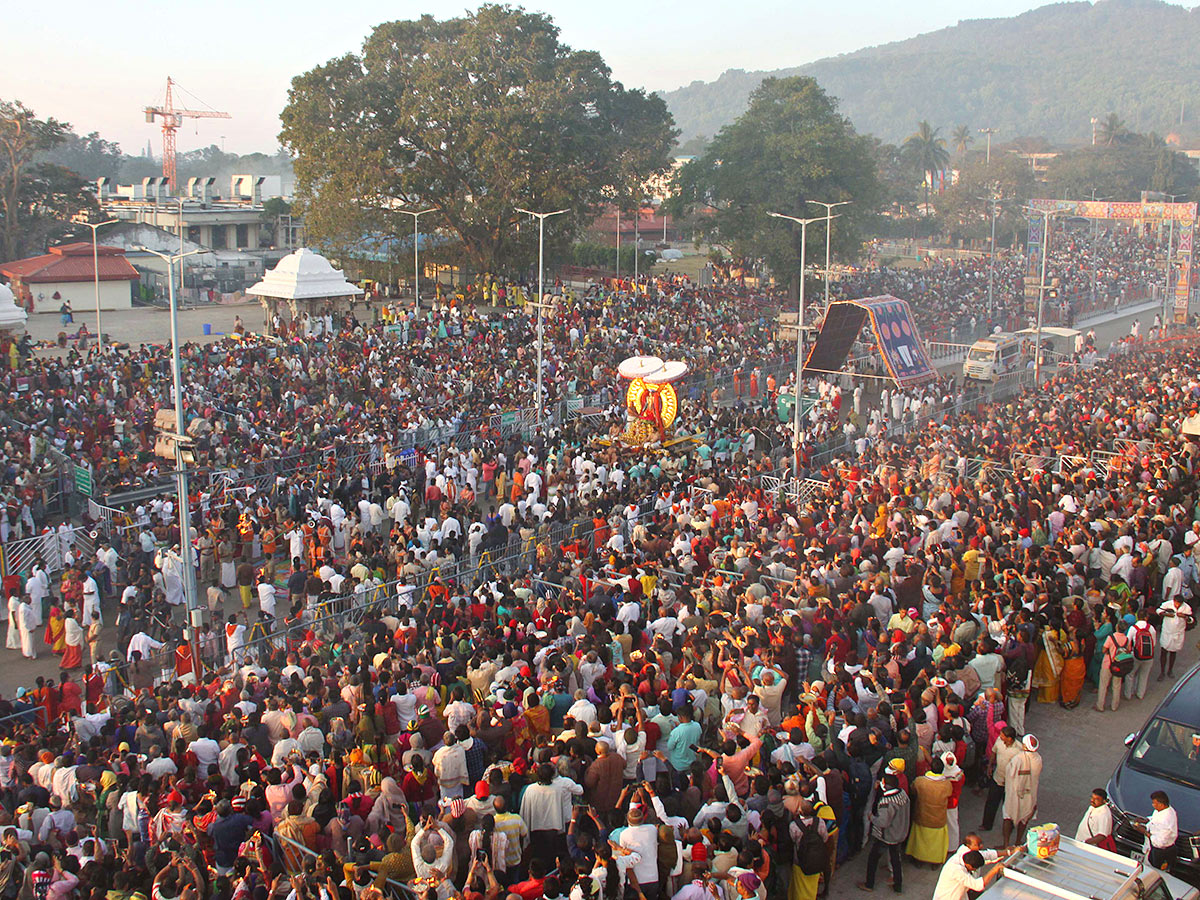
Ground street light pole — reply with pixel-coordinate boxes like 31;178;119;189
1161;194;1186;329
1026;208;1055;385
136;245;206;671
979;127;999;166
80;219;118;353
515;207;568;430
397;208;437;313
768;210;836;466
808;200;852;308
615;207;620;280
988;197;998;320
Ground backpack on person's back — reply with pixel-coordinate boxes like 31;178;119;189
1132;624;1156;661
793;815;828;876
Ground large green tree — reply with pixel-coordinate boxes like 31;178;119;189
935;150;1034;245
279;5;676;272
0;100;71;261
667;76;881;299
1043;138;1198;201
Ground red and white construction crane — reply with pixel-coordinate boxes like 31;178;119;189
144;77;230;193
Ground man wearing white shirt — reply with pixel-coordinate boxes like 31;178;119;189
498;502;516;527
1133;791;1178;871
1075;789;1114;845
188;732;221;771
126;630;164;662
567;692;597;725
257;578;277;621
932;849;1005;900
24;572;46;614
81;575;101;626
391;494;411;526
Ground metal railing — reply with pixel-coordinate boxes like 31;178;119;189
132;484;683;679
925;341;973;364
0;704;49;734
0;526;97;579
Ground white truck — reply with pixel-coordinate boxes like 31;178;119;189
979;836;1199;900
962;332;1024;382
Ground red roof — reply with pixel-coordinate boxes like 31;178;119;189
0;242;138;284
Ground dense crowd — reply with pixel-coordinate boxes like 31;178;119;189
838;226;1161;341
0;271;1194;900
0;219;1189;900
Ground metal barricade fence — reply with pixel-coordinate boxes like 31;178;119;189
133;488;676;680
0;705;49;734
0;526;97;579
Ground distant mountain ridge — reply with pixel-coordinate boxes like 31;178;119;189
659;0;1200;146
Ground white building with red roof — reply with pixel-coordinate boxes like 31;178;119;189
0;242;138;312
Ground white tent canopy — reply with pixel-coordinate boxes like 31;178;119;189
245;248;363;301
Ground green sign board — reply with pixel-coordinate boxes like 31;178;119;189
73;465;93;497
500;411;520;431
775;392;819;424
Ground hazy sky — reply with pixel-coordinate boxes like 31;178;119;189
2;0;1181;156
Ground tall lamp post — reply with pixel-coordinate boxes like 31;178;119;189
136;245;206;670
978;127;999;166
1025;207;1057;385
976;195;1007;322
396;208;437;312
767;210;838;462
79;219;118;353
515;207;568;430
808;200;852;308
1161;194;1187;330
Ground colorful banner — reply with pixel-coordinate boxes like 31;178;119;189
1026;214;1044;314
804;295;936;388
1029;198;1198;221
1176;220;1193;324
864;297;938;387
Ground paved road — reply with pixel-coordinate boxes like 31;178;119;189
5;296;1185;896
26;301;258;351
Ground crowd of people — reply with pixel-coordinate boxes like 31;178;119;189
0;228;1191;900
840;226;1162;342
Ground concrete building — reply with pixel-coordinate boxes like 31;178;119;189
97;175;302;293
0;242;137;312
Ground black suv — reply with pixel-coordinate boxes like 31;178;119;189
1108;663;1200;882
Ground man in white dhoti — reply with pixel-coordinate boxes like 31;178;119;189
81;574;101;627
1003;733;1043;847
5;595;20;650
160;548;185;607
18;597;38;659
25;570;47;625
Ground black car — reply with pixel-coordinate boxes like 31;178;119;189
1108;662;1200;882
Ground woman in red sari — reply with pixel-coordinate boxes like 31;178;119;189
60;610;84;670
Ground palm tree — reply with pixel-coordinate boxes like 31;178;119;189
1097;113;1127;146
904;121;951;210
952;124;973;156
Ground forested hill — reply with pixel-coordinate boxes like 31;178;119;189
659;0;1200;146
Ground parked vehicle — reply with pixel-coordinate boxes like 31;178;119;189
963;332;1024;382
979;836;1198;900
1108;662;1200;883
